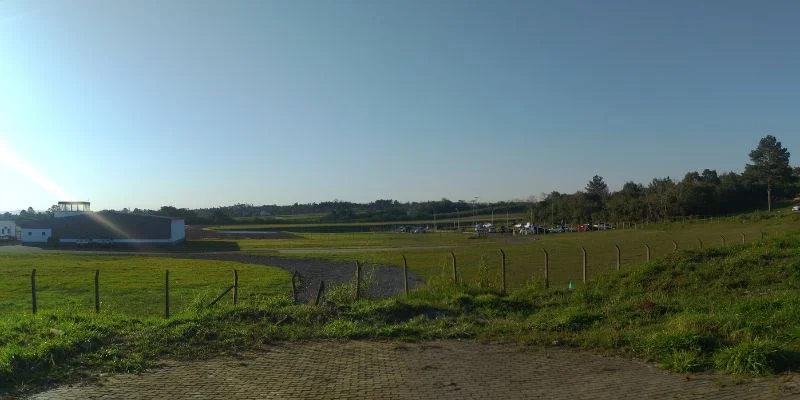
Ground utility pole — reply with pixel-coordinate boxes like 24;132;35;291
456;208;460;231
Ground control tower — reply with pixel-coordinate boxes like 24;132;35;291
55;201;91;218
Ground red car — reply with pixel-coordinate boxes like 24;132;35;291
576;224;591;232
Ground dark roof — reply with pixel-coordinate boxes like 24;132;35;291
18;212;181;239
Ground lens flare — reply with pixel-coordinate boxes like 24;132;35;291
0;140;130;238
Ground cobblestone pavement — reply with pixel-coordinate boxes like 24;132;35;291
31;341;800;399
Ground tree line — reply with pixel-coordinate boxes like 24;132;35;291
5;136;797;226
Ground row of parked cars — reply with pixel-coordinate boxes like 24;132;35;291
397;226;430;234
73;238;113;247
478;223;613;234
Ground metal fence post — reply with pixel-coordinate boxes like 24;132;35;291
615;244;620;271
94;269;100;314
31;269;37;315
581;247;587;284
402;255;409;296
291;271;298;302
315;280;325;306
451;251;458;284
543;249;549;289
354;261;362;301
233;270;239;305
740;232;746;245
672;240;678;252
698;238;703;249
720;235;726;247
165;270;170;319
499;249;506;295
644;243;651;262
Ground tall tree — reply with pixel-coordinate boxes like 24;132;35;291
585;175;609;198
584;175;609;219
744;135;793;211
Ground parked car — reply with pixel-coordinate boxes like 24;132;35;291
92;238;113;246
793;205;800;212
75;239;90;247
576;224;591;232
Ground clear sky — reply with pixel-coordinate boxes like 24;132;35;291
1;0;798;211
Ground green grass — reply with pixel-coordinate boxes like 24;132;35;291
229;213;800;289
0;254;291;317
2;212;799;395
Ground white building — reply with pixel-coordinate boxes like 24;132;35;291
0;220;17;240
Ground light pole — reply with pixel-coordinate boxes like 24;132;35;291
491;208;495;225
456;208;460;231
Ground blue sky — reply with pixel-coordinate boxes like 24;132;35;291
1;0;798;211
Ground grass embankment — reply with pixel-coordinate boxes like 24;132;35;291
0;254;291;317
2;231;799;394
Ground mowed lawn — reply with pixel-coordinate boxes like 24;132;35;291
0;254;291;317
233;215;799;289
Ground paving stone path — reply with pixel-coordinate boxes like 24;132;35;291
31;341;800;399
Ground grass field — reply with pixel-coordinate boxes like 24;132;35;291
0;254;291;317
2;229;800;394
227;212;800;290
211;212;532;231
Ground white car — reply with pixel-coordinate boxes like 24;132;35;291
793;205;800;212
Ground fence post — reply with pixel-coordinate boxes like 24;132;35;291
291;271;298;302
672;240;678;252
165;270;170;319
94;269;100;314
581;247;587;284
354;261;362;301
698;238;703;249
314;280;325;306
451;251;458;284
543;249;549;289
233;270;239;305
402;255;409;296
499;249;506;296
644;243;651;262
31;269;37;315
615;244;620;271
740;232;746;245
760;231;764;241
720;236;725;247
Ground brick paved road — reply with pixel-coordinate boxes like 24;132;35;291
31;341;800;399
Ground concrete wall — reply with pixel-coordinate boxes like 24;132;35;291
22;229;51;243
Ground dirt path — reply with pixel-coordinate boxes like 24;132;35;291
169;253;424;301
30;340;800;399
